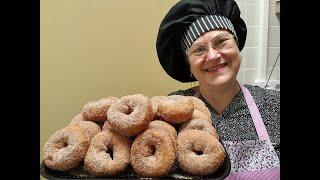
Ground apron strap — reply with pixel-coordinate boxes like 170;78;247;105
240;84;270;141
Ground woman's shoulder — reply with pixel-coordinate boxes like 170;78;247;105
243;84;280;111
244;84;280;100
168;87;197;96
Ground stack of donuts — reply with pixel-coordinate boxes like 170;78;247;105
43;94;226;177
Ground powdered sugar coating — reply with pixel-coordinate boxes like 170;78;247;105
84;129;132;176
177;130;226;175
107;94;153;136
187;96;211;118
148;120;177;141
69;113;85;125
71;121;101;142
191;109;211;122
43;125;90;171
158;95;194;124
150;96;167;118
82;97;118;122
102;121;112;131
131;129;176;177
179;119;219;140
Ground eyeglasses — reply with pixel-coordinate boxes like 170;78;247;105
187;34;235;60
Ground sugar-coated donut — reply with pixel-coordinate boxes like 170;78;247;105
107;94;153;136
191;109;212;122
102;121;112;131
71;121;101;142
158;95;194;124
69;113;85;125
43;125;90;171
177;130;226;175
148;120;177;141
187;96;211;118
150;96;167;118
179;119;219;140
84;129;132;176
131;128;176;177
82;97;118;122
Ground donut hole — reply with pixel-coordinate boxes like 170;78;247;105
150;145;156;156
47;156;53;161
126;106;134;115
106;147;114;160
122;104;135;115
194;150;203;155
192;143;204;156
146;144;156;156
62;141;68;148
55;138;68;149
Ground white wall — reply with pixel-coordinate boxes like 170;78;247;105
235;0;280;87
267;0;280;87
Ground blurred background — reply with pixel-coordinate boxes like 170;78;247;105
40;0;280;168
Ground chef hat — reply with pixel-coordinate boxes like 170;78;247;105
156;0;247;82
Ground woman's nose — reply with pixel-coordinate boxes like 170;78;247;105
205;47;221;61
206;48;221;60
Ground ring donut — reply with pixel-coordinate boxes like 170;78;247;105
158;95;194;124
72;121;101;142
43;125;90;171
148;120;177;141
131;128;176;177
69;113;85;125
177;130;226;175
150;96;167;118
82;97;118;122
107;94;153;136
191;109;212;122
179;119;219;140
84;129;132;176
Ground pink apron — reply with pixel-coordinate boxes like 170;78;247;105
193;85;280;180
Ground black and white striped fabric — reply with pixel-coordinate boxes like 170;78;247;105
180;15;238;55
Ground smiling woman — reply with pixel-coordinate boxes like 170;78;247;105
156;0;280;179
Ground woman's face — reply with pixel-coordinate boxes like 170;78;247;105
187;30;241;88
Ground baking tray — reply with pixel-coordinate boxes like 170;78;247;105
40;153;231;180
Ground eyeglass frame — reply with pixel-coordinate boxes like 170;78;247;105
186;33;237;62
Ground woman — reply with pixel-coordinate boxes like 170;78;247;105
156;0;280;179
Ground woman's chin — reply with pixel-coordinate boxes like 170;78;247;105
204;75;235;88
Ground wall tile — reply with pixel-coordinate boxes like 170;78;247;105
245;26;259;47
235;0;247;3
237;3;247;21
268;27;280;47
267;47;280;68
270;0;276;4
239;47;246;70
246;3;259;25
269;4;280;26
266;67;280;81
245;47;258;68
244;68;257;85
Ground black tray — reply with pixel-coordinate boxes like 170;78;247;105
40;153;231;180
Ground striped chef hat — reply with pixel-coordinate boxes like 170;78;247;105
180;15;238;55
156;0;247;82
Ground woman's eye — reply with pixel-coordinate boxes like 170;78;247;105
215;39;228;49
194;47;206;53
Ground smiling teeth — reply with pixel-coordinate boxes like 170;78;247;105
206;64;225;71
207;67;219;71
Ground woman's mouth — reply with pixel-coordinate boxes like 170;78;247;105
205;63;227;73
